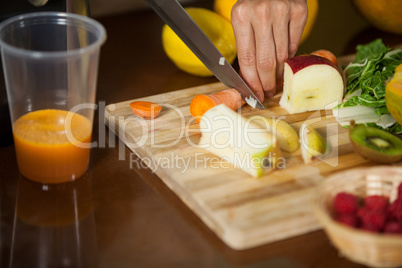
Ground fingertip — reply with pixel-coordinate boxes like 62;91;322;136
256;92;264;102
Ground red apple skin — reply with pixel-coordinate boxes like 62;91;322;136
286;55;337;74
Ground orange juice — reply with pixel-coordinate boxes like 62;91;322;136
13;109;92;184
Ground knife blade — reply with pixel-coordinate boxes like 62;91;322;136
146;0;265;109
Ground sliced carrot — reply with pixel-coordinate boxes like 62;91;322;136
190;88;244;123
129;101;162;119
311;49;338;66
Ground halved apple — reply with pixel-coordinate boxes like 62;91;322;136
279;55;344;114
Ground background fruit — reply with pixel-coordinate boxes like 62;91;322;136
213;0;236;22
353;0;402;35
162;7;236;77
299;0;319;44
386;64;402;125
213;0;318;44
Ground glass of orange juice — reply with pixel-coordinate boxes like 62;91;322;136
0;12;106;184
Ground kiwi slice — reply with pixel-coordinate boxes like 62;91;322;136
349;121;402;163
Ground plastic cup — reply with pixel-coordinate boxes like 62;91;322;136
11;174;97;267
0;12;106;184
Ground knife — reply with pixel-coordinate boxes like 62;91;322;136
146;0;265;109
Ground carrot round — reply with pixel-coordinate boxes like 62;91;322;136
190;88;244;123
311;49;338;66
129;101;162;119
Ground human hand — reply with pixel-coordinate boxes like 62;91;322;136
231;0;308;102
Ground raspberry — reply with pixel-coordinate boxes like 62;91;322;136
364;195;388;211
357;207;368;220
398;183;402;199
333;192;359;214
387;201;398;221
388;198;402;221
360;210;386;230
335;214;358;227
384;221;402;234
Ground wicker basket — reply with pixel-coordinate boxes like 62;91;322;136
314;166;402;268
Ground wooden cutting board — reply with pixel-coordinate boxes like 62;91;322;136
104;55;398;250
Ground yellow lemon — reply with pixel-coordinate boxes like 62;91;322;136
162;8;237;77
213;0;236;22
213;0;318;44
300;0;318;44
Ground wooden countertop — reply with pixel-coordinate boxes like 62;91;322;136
1;1;401;267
